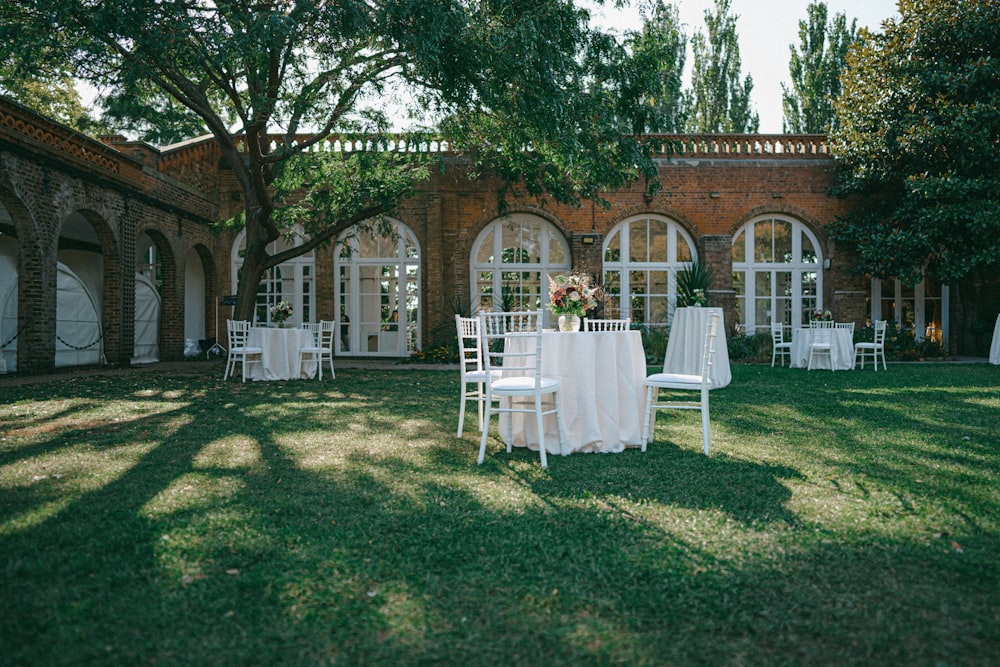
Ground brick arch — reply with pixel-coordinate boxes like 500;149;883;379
601;204;700;241
728;204;825;239
136;226;179;359
58;208;124;365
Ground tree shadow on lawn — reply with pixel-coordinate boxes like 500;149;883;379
2;368;998;665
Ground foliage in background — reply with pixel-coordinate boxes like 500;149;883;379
675;258;715;308
686;0;759;133
727;331;771;363
781;2;858;134
830;0;1000;285
638;324;669;365
856;320;946;362
613;0;688;135
0;62;106;135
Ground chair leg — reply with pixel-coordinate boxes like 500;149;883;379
641;386;655;452
701;388;711;456
477;399;492;465
553;391;567;456
457;386;468;438
534;394;548;469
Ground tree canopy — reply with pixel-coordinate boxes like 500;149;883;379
781;2;857;134
1;0;659;321
830;0;1000;285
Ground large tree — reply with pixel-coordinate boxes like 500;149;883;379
781;2;857;134
613;0;688;135
1;0;654;322
686;0;758;133
829;0;1000;285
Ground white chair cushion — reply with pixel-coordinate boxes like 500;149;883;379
491;376;559;393
646;372;711;389
466;369;501;382
232;346;263;354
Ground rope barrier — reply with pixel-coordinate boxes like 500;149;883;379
1;324;24;350
55;332;102;350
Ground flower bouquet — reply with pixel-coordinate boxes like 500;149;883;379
270;300;293;326
547;273;602;331
811;309;833;322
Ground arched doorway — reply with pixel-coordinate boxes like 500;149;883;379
469;214;571;327
57;212;106;366
335;219;420;357
0;203;16;372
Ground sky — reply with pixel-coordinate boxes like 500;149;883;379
586;0;900;133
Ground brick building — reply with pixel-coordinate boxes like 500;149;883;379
0;96;966;375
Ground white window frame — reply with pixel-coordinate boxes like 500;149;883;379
601;214;698;330
469;214;571;326
334;219;421;357
731;216;823;333
871;276;949;343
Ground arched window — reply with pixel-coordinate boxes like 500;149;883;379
231;227;315;327
334;219;420;357
731;216;822;332
601;215;697;329
470;214;570;320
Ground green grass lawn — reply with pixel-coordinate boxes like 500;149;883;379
1;363;998;666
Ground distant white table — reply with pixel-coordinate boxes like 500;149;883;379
790;327;854;370
247;327;317;380
663;307;731;388
500;330;647;454
990;314;1000;365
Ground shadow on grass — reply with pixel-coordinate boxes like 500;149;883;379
1;366;998;665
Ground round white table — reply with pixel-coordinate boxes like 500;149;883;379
990;314;1000;365
500;330;647;454
247;327;317;380
662;307;731;388
790;327;855;370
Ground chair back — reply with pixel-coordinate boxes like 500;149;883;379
227;319;251;348
811;319;835;328
770;322;786;344
873;319;887;345
317;320;334;349
456;315;486;377
585;318;631;332
812;327;833;346
835;321;855;334
479;310;543;388
699;312;720;387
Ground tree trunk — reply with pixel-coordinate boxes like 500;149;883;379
231;194;278;323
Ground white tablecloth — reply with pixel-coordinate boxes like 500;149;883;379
790;327;854;370
500;330;647;454
990;314;1000;365
247;327;317;380
663;307;731;388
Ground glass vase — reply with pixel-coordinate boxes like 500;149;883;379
558;314;581;332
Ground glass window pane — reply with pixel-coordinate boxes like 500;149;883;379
604;229;621;263
648;220;667;262
732;230;745;263
754;220;773;263
774;220;792;263
801;232;817;264
676;234;692;262
630;222;649;262
547;228;566;264
477;229;494;263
